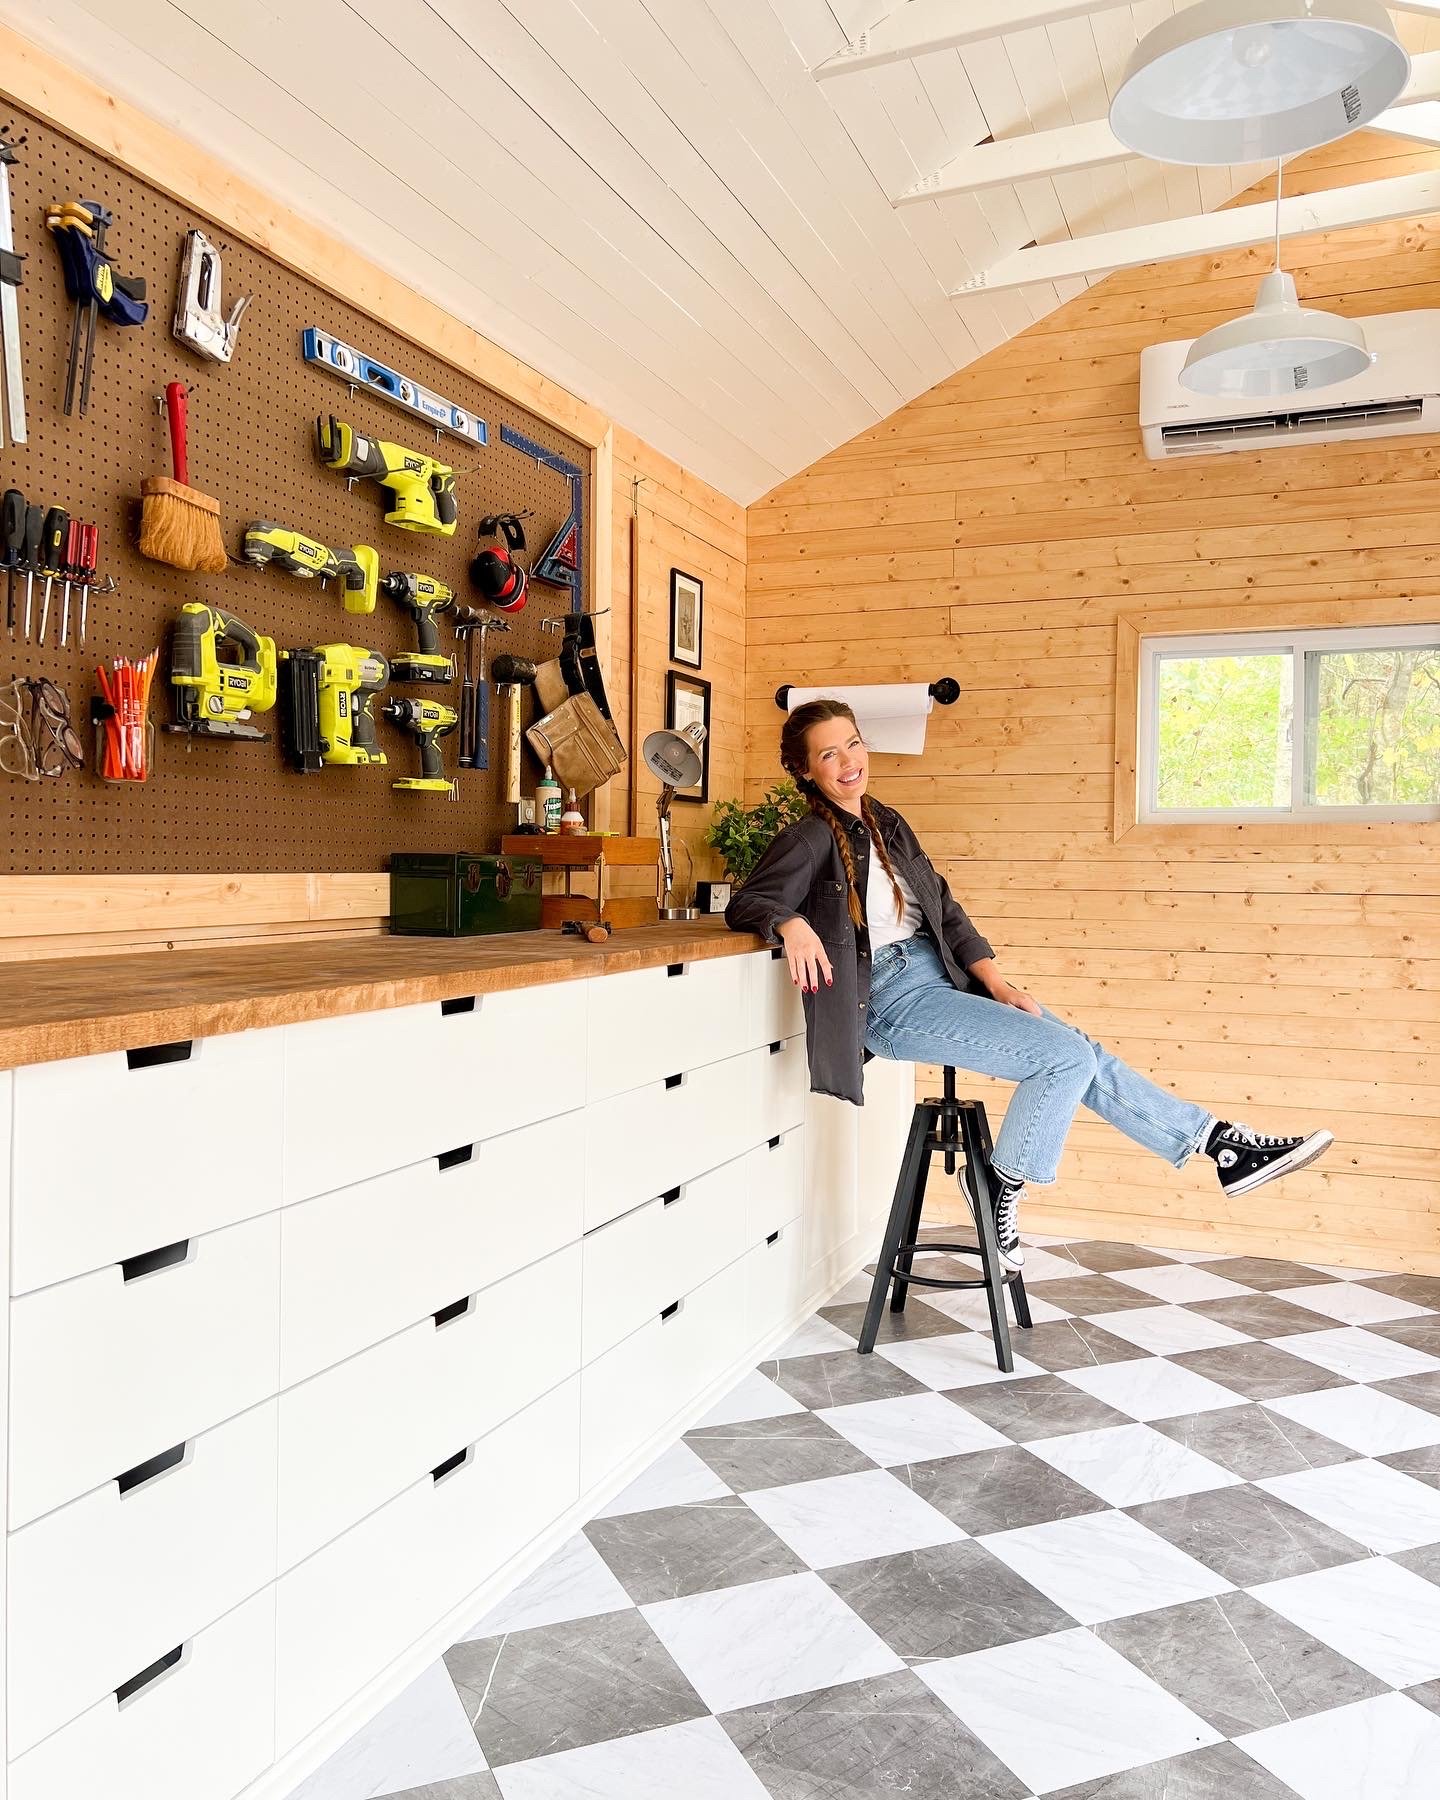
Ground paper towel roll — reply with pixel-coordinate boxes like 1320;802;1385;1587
783;684;934;755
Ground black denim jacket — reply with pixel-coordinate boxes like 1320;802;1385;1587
725;799;994;1106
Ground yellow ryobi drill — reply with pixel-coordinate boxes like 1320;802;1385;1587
378;571;456;683
242;523;379;615
383;696;459;797
167;604;278;741
314;416;458;538
278;643;390;773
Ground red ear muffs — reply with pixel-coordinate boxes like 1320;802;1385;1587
470;546;528;612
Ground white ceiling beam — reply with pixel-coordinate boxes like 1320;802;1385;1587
951;166;1440;291
902;49;1440;202
812;0;1134;79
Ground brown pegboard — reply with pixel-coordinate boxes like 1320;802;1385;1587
0;102;592;875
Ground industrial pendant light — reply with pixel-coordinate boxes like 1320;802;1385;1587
1179;159;1370;396
1110;0;1410;166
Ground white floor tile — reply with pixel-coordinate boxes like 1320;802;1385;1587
494;1714;772;1800
1264;1386;1440;1458
1141;1245;1226;1263
1257;1458;1440;1554
823;1273;877;1307
1110;1264;1252;1304
1306;1263;1392;1281
462;1534;633;1640
1250;1558;1440;1687
693;1370;808;1430
1272;1283;1430;1326
1238;1692;1440;1800
1027;1423;1242;1508
591;1442;733;1520
1082;1304;1250;1356
1272;1325;1440;1383
922;1286;1068;1328
772;1315;857;1358
976;1508;1232;1625
743;1466;966;1569
640;1570;904;1715
1019;1233;1074;1247
816;1390;1010;1467
917;1624;1221;1794
1003;1247;1090;1283
875;1332;1045;1390
1059;1356;1240;1422
287;1661;489;1799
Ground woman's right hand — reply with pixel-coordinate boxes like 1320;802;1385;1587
777;917;833;993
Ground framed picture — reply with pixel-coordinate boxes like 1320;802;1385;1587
669;567;703;668
666;670;711;804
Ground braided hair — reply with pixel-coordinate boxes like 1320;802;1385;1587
780;698;905;928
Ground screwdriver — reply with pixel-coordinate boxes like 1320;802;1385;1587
38;506;67;645
59;517;81;648
2;489;22;637
22;502;42;641
78;522;97;649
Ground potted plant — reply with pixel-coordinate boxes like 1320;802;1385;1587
705;779;807;886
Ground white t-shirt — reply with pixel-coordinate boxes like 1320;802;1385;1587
865;841;921;948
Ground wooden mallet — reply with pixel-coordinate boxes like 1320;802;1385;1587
489;652;536;804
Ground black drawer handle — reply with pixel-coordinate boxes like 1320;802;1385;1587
440;995;476;1016
661;1186;683;1205
768;1135;782;1149
666;962;686;977
660;1299;682;1322
436;1143;473;1171
126;1041;192;1071
432;1445;472;1484
121;1239;190;1282
434;1295;473;1328
769;1040;783;1055
767;1230;781;1246
771;946;783;960
117;1643;183;1705
664;1072;684;1090
118;1441;186;1495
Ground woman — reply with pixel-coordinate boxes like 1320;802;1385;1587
726;698;1332;1271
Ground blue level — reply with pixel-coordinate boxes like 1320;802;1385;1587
302;329;488;447
500;424;583;611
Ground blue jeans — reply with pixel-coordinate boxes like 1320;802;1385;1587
864;934;1215;1187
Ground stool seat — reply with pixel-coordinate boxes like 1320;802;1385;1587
857;1068;1032;1372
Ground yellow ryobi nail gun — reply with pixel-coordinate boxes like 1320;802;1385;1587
378;571;455;683
278;643;390;773
314;415;458;537
383;695;459;798
167;604;277;741
242;522;379;615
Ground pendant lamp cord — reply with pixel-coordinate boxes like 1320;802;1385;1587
1274;157;1284;272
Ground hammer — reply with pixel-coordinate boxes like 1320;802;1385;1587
490;652;537;804
452;607;510;771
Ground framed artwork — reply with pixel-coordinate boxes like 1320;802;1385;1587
666;670;711;804
669;567;704;668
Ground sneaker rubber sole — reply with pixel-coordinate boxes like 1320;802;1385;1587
957;1163;1025;1273
1221;1129;1334;1197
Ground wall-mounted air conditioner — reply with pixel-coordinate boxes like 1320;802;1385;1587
1139;311;1440;459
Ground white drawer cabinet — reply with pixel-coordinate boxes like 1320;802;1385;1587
744;947;805;1047
283;978;587;1201
745;1127;805;1245
8;1213;281;1530
746;1219;807;1346
278;1242;581;1570
586;955;752;1101
8;1586;275;1800
8;1400;278;1757
11;1032;283;1295
757;1034;807;1140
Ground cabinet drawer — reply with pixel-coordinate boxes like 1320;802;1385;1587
581;1254;748;1493
745;947;805;1047
281;1106;583;1387
746;1219;807;1347
283;978;587;1202
587;955;751;1102
9;1586;275;1800
758;1033;807;1140
8;1400;277;1757
745;1126;804;1246
582;1159;748;1365
11;1032;283;1296
279;1242;581;1570
277;1377;580;1753
9;1213;281;1530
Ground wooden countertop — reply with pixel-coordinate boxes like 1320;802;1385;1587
0;921;769;1070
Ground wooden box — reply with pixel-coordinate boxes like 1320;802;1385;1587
499;835;661;930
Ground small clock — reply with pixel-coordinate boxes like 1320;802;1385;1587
696;880;731;914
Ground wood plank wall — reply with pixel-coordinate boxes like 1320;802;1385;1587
746;132;1440;1275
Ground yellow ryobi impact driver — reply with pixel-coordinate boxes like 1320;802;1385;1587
378;571;456;682
278;643;390;773
314;416;458;537
167;604;278;740
383;695;459;797
242;523;379;615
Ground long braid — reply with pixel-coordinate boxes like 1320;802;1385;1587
806;786;866;926
779;697;904;929
861;794;906;920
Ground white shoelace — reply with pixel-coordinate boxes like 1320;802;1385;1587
1226;1122;1293;1149
994;1184;1021;1250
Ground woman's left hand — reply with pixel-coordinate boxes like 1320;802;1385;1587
987;976;1042;1016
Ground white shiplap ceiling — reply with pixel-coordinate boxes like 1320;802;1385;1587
6;0;1440;502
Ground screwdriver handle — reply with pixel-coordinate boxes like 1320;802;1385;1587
2;489;23;566
41;506;67;575
63;517;81;576
23;503;43;570
82;521;98;581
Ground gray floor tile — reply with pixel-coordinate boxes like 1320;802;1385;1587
1026;1275;1160;1314
1382;1445;1440;1490
904;1444;1107;1535
947;1373;1133;1443
1194;1257;1333;1293
583;1497;804;1603
1060;1242;1174;1275
445;1611;704;1768
389;1781;501;1800
1127;1483;1368;1586
1405;1678;1440;1718
685;1411;877;1493
822;1537;1074;1661
1046;1736;1318;1797
1169;1341;1348;1402
720;1668;1029;1800
1360;1273;1440;1310
1000;1317;1147;1373
1372;1372;1440;1418
1152;1405;1353;1482
765;1349;927;1410
1392;1541;1440;1585
821;1299;966;1345
1098;1590;1384;1737
1190;1294;1340;1339
1369;1316;1440;1357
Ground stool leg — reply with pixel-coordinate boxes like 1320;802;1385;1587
858;1102;934;1356
960;1106;1015;1375
889;1164;930;1315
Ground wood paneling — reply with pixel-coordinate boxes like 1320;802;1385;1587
747;137;1440;1274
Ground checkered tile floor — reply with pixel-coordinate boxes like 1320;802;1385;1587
287;1237;1440;1800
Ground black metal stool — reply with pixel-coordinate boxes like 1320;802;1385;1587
858;1069;1032;1373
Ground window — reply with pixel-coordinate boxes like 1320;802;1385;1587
1137;624;1440;823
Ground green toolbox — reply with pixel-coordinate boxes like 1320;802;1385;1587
388;852;544;936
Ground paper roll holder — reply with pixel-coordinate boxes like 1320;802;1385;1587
774;678;960;710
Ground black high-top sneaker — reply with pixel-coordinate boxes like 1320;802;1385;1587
1205;1121;1334;1196
959;1162;1026;1273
